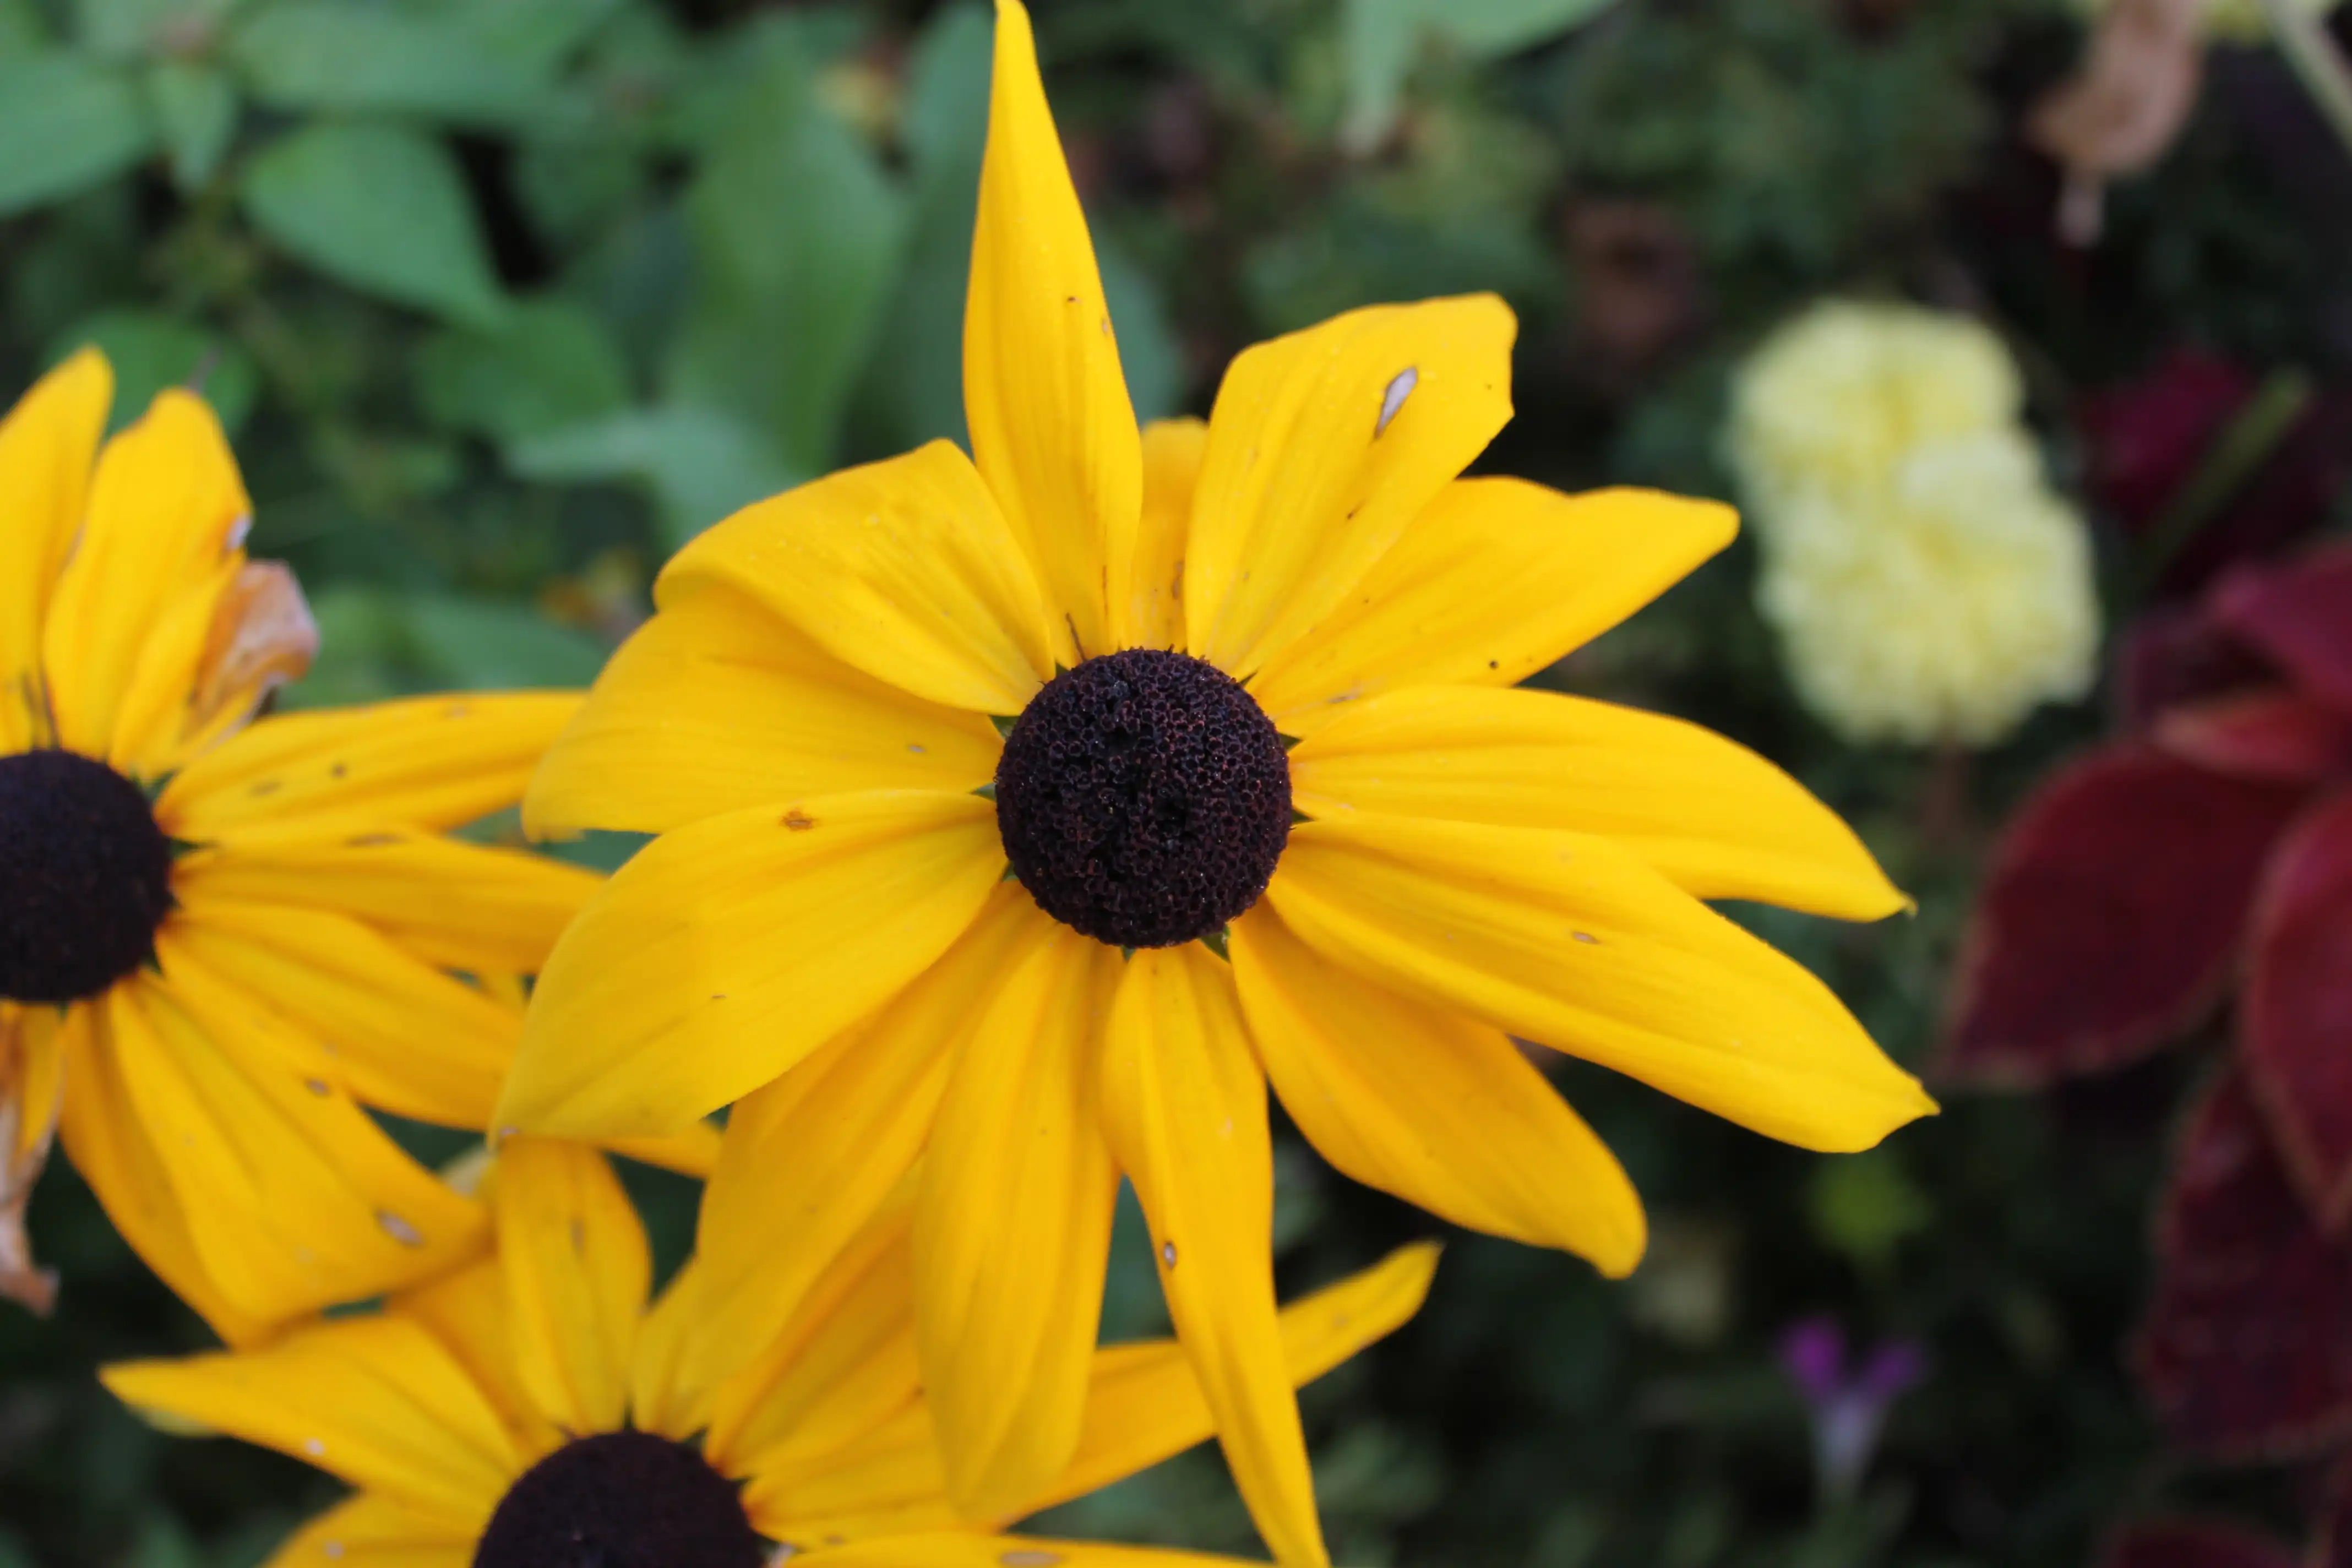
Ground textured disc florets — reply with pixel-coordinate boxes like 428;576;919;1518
995;648;1292;949
473;1430;764;1568
0;749;174;1005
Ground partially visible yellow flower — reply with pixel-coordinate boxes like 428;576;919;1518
1728;301;2101;747
2077;0;2342;43
103;1137;1438;1568
0;352;712;1342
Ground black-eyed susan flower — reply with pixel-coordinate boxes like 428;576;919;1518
0;351;705;1341
102;1136;1436;1568
500;3;1935;1559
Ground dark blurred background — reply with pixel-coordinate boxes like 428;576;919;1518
4;1;2351;1563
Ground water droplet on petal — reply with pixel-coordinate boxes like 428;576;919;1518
1161;1241;1177;1267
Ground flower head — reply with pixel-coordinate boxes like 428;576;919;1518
1779;1315;1928;1499
102;1136;1436;1568
0;352;699;1340
1728;300;2101;746
502;6;1934;1560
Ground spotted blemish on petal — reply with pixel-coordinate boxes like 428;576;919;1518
1376;366;1418;437
1160;1240;1177;1267
303;1078;330;1097
1002;1552;1063;1567
1572;931;1600;945
303;1436;326;1457
782;809;816;831
377;1211;423;1247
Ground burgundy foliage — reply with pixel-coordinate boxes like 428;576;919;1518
2101;1516;2301;1568
1949;543;2352;1550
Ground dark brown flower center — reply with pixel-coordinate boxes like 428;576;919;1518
0;749;174;1005
994;648;1291;949
472;1430;764;1568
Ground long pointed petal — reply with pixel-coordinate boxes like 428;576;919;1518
500;790;1002;1139
0;349;111;750
965;0;1142;662
1266;817;1934;1152
1289;685;1904;920
1183;298;1515;677
525;582;999;839
1249;481;1734;736
1101;945;1324;1566
261;1494;476;1568
492;1139;648;1438
1232;906;1643;1272
914;907;1119;1521
104;1315;519;1531
662;441;1053;715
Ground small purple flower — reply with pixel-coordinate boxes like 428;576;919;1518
1779;1316;1928;1500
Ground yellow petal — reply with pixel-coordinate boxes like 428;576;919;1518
798;1536;1263;1568
914;907;1120;1521
1249;482;1738;736
1230;906;1642;1272
55;1007;277;1346
1027;1242;1438;1520
663;441;1052;714
1099;946;1322;1567
628;1261;712;1442
747;1245;1438;1544
161;692;585;839
161;899;519;1129
526;581;1000;838
1183;297;1515;677
606;1120;724;1179
707;1190;923;1480
0;1003;66;1313
173;828;601;976
1126;418;1206;654
163;559;320;768
500;790;1003;1139
965;0;1142;663
1288;685;1907;920
0;349;112;751
261;1494;476;1568
42;389;250;760
393;1259;560;1460
492;1137;647;1437
105;549;248;778
687;888;1037;1398
113;960;489;1322
1266;819;1935;1152
102;1314;520;1529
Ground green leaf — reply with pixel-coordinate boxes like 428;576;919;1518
144;57;237;190
506;404;801;553
225;0;550;127
296;587;609;705
48;307;259;434
239;121;506;327
668;32;908;473
1339;0;1620;151
415;295;632;447
0;53;155;218
74;0;240;59
0;0;51;57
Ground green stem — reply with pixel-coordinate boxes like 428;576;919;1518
2261;0;2352;160
2133;367;2312;594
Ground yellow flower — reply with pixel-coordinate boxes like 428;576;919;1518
102;1136;1438;1568
0;352;710;1342
1727;300;2101;747
501;5;1934;1560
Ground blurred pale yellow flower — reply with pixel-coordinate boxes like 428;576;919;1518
1728;300;2101;748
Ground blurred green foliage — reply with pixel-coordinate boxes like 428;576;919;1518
4;0;2351;1564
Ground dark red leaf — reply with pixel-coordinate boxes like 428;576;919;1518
2216;546;2352;718
2137;1068;2352;1459
2157;692;2352;786
2101;1516;2300;1568
2244;789;2352;1232
2119;604;2275;731
1943;745;2308;1084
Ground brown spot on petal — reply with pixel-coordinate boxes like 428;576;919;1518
187;561;320;744
782;810;816;831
